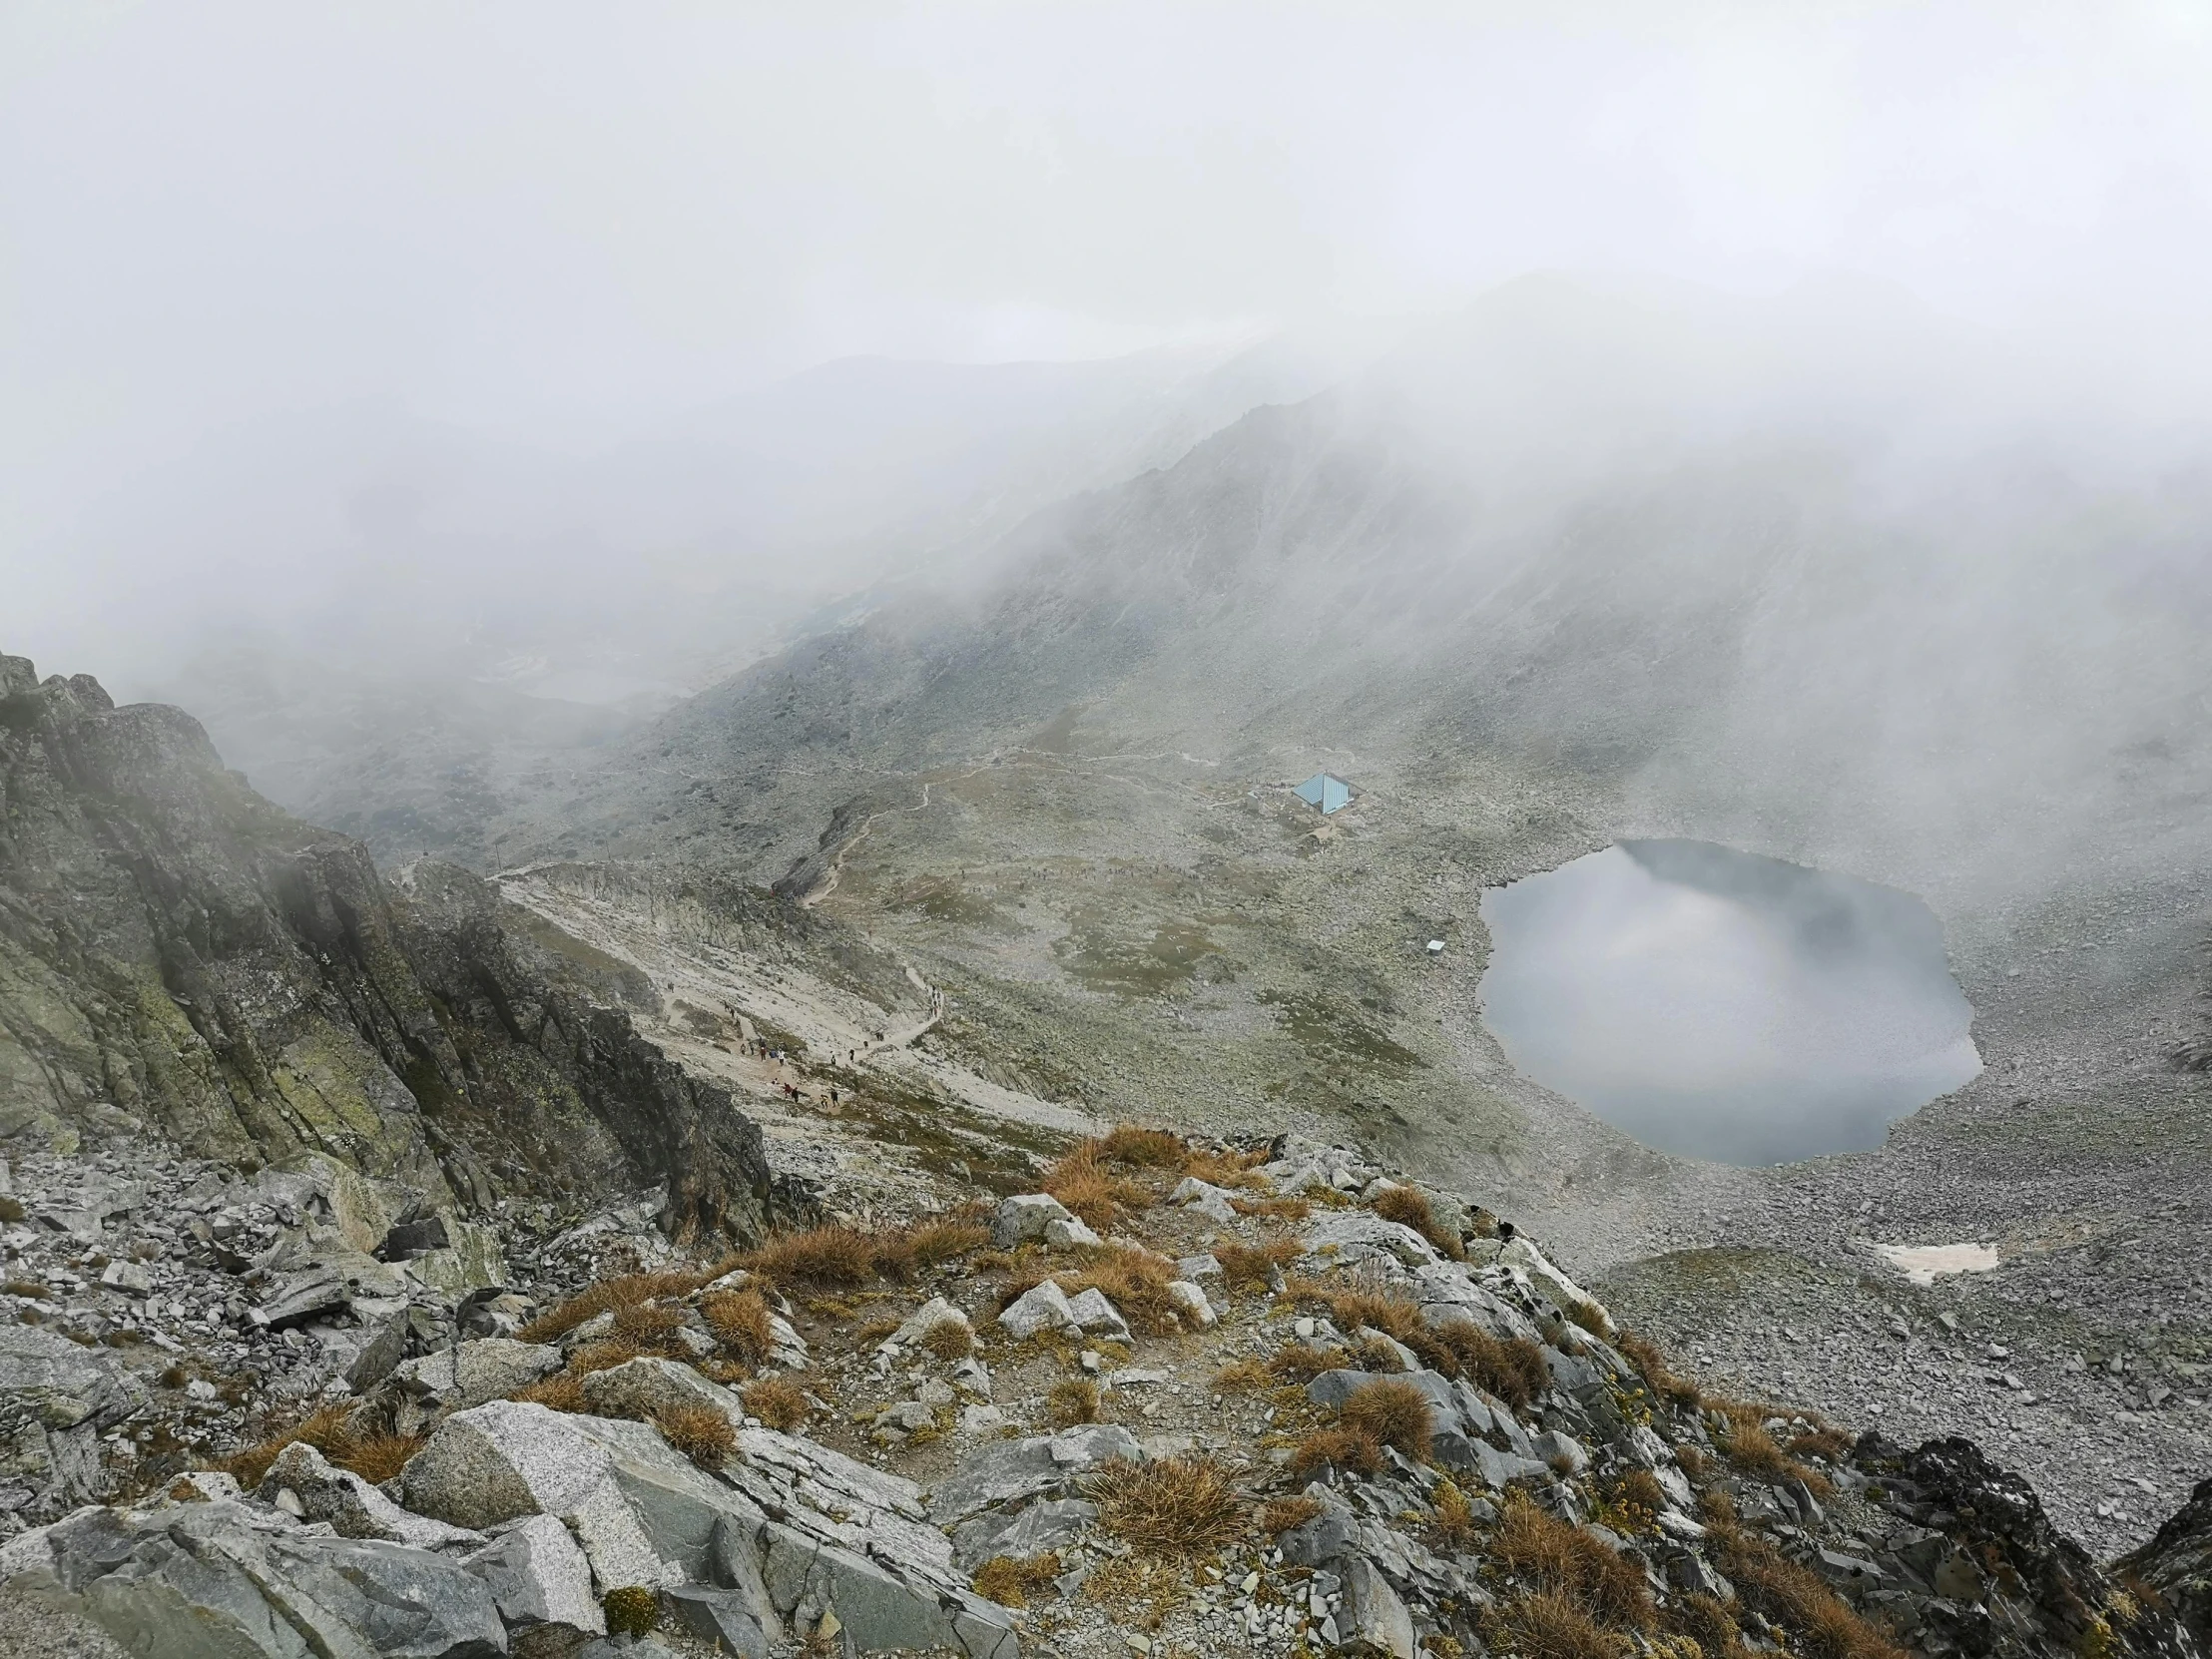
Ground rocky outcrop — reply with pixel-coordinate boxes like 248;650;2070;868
0;654;780;1242
2124;1477;2212;1649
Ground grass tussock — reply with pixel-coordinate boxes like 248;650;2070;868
1291;1424;1383;1478
611;1301;690;1355
906;1220;990;1267
1668;1594;1753;1659
919;1320;975;1361
1042;1148;1149;1232
1707;1514;1907;1659
1214;1239;1305;1290
1339;1378;1434;1460
1711;1401;1834;1499
221;1404;424;1489
973;1552;1063;1609
1048;1378;1102;1426
701;1289;775;1364
513;1374;588;1413
1433;1478;1481;1549
1259;1495;1325;1535
1289;1278;1550;1407
743;1376;811;1432
654;1401;736;1470
1269;1345;1352;1384
1230;1196;1312;1220
1615;1331;1703;1411
1490;1491;1655;1631
1053;1247;1186;1336
570;1339;647;1376
1370;1186;1466;1262
1215;1359;1275;1392
1565;1300;1613;1340
1086;1455;1248;1556
519;1266;729;1344
1095;1125;1190;1167
1487;1588;1633;1659
742;1226;877;1287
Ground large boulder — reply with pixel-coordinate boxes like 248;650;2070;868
0;1325;143;1515
389;1339;563;1429
990;1194;1098;1250
464;1514;604;1634
928;1424;1143;1524
579;1356;744;1426
47;1500;509;1659
259;1440;483;1551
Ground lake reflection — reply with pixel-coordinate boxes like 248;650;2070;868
1478;839;1980;1165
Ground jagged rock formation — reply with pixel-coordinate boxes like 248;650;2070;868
0;654;778;1243
2126;1476;2212;1649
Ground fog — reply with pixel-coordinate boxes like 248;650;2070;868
9;2;2212;708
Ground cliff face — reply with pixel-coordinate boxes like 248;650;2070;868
0;654;778;1242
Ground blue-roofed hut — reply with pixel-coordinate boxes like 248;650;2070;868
1294;772;1354;814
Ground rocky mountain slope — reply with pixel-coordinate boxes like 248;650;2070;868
378;278;2212;1557
3;1115;2207;1659
0;653;790;1243
0;649;2207;1659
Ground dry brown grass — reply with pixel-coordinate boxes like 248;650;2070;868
1604;1467;1670;1529
654;1401;736;1471
1565;1300;1613;1339
1289;1277;1551;1408
1051;1248;1184;1336
1048;1378;1102;1426
1268;1345;1352;1383
1339;1378;1434;1460
907;1220;990;1267
513;1374;588;1413
569;1339;647;1376
1290;1424;1383;1478
1214;1359;1274;1392
1711;1401;1834;1498
1430;1323;1551;1410
1668;1594;1751;1659
611;1301;690;1355
1432;1478;1480;1549
1214;1239;1305;1290
742;1376;810;1432
1615;1331;1703;1410
972;1552;1063;1609
1086;1455;1247;1556
220;1404;424;1489
1708;1516;1908;1659
1230;1196;1312;1220
741;1226;877;1288
1370;1186;1467;1261
1095;1125;1190;1167
1259;1495;1325;1535
518;1266;726;1343
701;1289;775;1364
1787;1424;1855;1463
1041;1149;1148;1231
919;1320;974;1361
1183;1148;1271;1190
1490;1491;1655;1631
1488;1588;1633;1659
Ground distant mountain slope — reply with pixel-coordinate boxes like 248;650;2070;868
497;276;2212;938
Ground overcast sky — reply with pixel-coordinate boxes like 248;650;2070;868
7;1;2212;643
